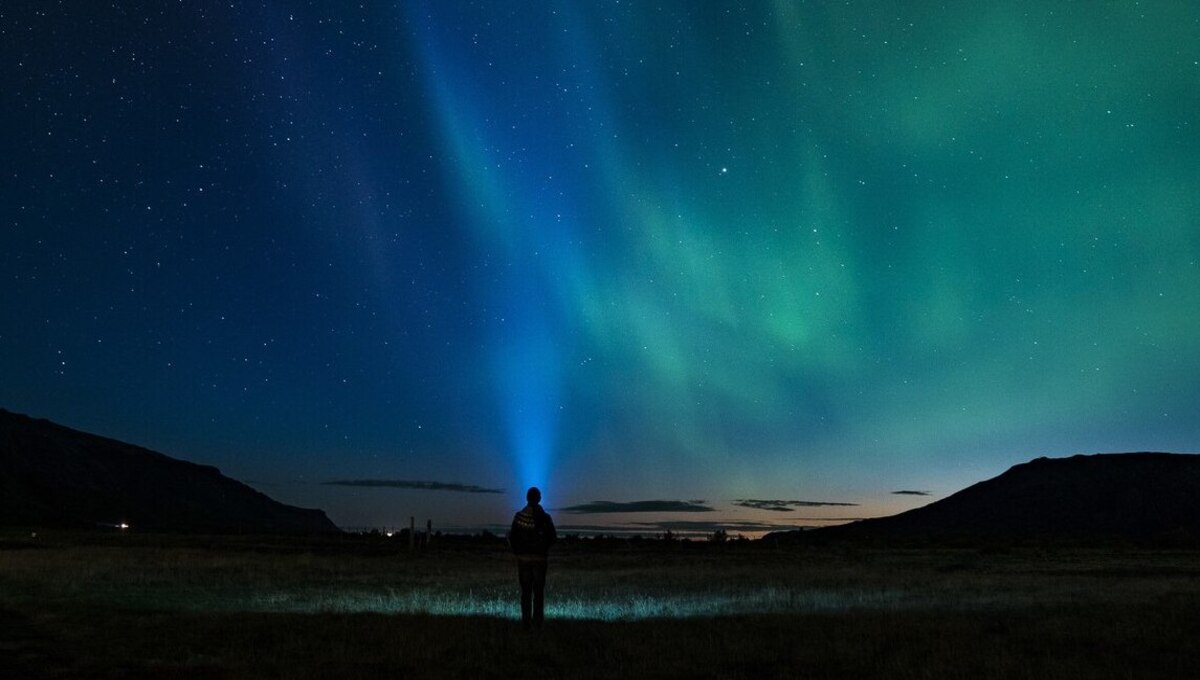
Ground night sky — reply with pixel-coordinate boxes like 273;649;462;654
3;2;1198;534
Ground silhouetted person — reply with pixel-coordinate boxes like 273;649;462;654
510;486;556;630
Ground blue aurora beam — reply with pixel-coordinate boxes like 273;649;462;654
407;4;590;494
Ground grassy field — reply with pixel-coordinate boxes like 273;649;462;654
1;531;1198;678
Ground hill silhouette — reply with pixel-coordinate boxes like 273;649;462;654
0;409;339;534
772;453;1200;545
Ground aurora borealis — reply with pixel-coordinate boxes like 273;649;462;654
3;2;1198;532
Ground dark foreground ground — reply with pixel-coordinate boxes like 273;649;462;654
1;531;1197;679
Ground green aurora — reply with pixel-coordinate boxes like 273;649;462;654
456;2;1200;511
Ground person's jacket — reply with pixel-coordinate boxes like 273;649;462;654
510;504;556;561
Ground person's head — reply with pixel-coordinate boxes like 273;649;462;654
526;486;542;506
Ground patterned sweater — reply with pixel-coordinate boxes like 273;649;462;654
510;504;557;561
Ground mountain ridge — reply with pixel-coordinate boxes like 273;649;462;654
770;452;1200;545
0;408;339;534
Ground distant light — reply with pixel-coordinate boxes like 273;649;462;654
385;531;394;537
119;523;129;530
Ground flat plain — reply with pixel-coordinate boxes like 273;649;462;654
1;531;1198;679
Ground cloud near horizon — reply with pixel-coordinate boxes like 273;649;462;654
891;490;932;496
786;517;877;522
629;520;791;532
322;479;505;494
559;500;714;514
551;520;799;534
734;499;859;512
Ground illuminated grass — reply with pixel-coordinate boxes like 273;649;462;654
0;539;1124;622
230;586;952;620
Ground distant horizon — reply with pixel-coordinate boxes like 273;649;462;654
10;404;1200;536
6;405;1200;537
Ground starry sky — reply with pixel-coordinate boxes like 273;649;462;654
3;2;1198;534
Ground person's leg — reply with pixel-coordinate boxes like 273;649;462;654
518;562;534;629
532;562;547;627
